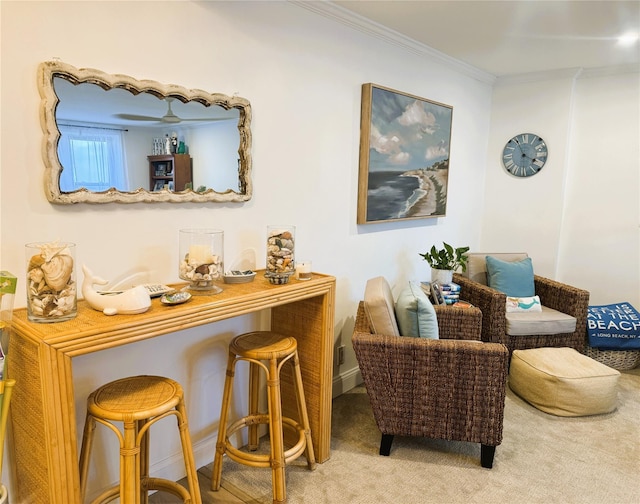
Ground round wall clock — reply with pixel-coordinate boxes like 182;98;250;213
502;133;548;177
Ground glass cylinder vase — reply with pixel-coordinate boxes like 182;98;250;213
265;225;295;284
179;229;224;295
25;241;77;323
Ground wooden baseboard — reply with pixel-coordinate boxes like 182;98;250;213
332;366;362;398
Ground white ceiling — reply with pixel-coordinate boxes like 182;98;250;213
329;0;640;77
50;1;640;126
54;74;239;127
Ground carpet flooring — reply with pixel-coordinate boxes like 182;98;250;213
152;367;640;503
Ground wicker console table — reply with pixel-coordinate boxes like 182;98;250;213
7;271;336;504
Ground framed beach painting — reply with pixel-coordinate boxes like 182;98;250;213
357;83;453;224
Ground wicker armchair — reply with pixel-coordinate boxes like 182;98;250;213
352;301;509;468
453;253;590;353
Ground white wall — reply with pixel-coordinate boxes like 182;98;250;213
482;72;578;276
0;1;492;499
559;70;640;305
484;69;639;305
188;119;240;192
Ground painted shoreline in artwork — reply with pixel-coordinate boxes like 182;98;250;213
365;168;448;221
400;168;448;218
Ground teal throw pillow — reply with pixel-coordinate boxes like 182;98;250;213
395;282;439;339
485;256;535;297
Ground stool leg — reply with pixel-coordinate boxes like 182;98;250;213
291;352;316;470
121;418;139;504
176;398;203;504
211;350;236;491
78;412;96;502
138;418;149;504
267;357;286;503
248;361;260;451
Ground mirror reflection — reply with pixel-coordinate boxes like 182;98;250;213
39;61;253;204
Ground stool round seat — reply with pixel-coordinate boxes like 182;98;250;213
212;331;316;504
88;375;182;421
230;332;298;360
79;375;201;504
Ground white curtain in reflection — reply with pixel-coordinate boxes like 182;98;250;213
58;125;129;192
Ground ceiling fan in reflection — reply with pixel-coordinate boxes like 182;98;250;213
114;98;223;124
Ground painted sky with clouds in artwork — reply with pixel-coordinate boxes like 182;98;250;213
367;86;452;172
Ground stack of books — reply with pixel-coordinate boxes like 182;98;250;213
440;282;461;305
421;281;461;306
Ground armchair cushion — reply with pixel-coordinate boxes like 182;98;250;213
364;276;400;336
485;255;535;297
395;282;439;339
506;306;577;335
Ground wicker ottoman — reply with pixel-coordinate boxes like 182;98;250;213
584;346;640;370
509;347;620;417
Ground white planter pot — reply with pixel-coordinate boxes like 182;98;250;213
430;268;453;285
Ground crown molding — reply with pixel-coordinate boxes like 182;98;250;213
495;68;584;86
579;63;640;79
495;63;639;86
290;0;497;85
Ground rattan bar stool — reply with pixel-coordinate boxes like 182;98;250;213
79;375;202;504
211;331;316;504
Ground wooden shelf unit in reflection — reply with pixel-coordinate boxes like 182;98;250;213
148;153;192;192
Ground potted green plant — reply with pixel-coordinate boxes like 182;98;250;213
419;242;469;285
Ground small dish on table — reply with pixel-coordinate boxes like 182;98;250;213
160;291;192;305
223;270;256;284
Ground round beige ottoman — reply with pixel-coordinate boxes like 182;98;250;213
509;347;620;416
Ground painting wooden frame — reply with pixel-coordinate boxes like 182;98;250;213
357;83;453;224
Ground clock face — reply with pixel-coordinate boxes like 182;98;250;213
502;133;548;177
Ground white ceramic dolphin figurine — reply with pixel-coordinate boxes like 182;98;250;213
82;265;151;316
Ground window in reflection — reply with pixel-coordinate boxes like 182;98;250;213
58;124;129;191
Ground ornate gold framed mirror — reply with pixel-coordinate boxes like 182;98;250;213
38;60;252;204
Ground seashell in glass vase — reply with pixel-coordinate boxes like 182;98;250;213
25;241;77;323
